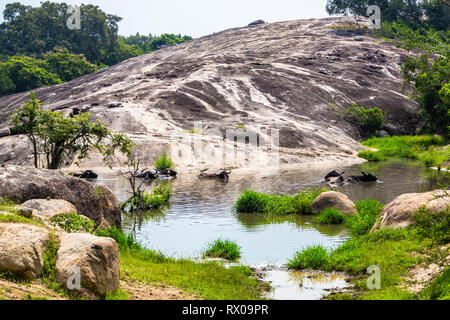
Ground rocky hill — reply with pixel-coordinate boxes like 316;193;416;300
0;17;418;171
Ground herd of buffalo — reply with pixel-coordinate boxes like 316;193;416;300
70;168;377;186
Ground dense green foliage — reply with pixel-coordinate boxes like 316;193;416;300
360;135;449;168
345;199;384;235
10;93;135;169
96;226;143;251
50;213;96;233
315;208;347;225
123;33;193;53
233;189;326;215
421;267;450;300
203;239;242;261
0;2;192;97
411;206;450;245
345;104;387;137
326;0;449;30
154;151;175;170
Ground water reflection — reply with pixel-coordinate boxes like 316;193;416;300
93;160;449;265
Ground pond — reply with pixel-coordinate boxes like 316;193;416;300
92;160;449;299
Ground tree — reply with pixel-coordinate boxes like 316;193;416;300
325;0;449;30
1;56;61;93
9;93;136;169
0;67;15;96
10;92;42;168
43;48;98;82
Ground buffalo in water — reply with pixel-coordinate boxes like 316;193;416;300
71;170;98;179
346;171;378;183
198;169;231;182
323;170;377;186
136;169;177;180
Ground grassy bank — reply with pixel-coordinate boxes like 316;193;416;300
358;135;449;169
95;227;269;300
288;206;450;300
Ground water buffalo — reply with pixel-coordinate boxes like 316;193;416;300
346;171;378;184
158;169;177;178
71;170;98;179
324;170;345;181
136;169;158;180
198;170;231;182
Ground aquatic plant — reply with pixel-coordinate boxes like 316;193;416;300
154;150;174;170
287;245;330;270
121;185;172;211
233;189;326;215
203;239;241;261
315;208;347;225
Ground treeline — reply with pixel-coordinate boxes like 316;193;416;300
0;1;192;97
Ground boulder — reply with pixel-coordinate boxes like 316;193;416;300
0;223;49;279
311;191;357;215
0;166;121;229
21;199;78;220
372;190;450;231
56;233;120;295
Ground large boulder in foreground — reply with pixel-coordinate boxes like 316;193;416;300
0;166;121;229
0;223;49;279
372;190;450;231
311;191;357;215
56;233;120;295
21;199;78;220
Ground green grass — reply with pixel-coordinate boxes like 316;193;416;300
154;150;174;170
50;213;96;233
120;249;269;300
345;199;384;235
287;245;330;270
315;208;347;225
203;239;241;261
360;135;449;168
41;233;58;282
233;189;326;215
420;267;450;300
288;207;450;300
95;226;143;251
357;150;388;161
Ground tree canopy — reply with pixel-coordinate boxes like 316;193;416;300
325;0;449;30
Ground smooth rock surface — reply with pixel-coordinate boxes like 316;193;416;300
0;17;418;171
372;190;450;230
311;191;357;215
0;166;121;228
0;223;49;279
56;233;120;295
21;199;78;220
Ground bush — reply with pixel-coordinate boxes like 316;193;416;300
411;207;450;245
287;245;330;270
50;213;96;233
315;208;347;225
421;267;450;300
154;151;174;170
203;239;241;261
121;185;172;211
95;226;142;251
345;199;384;235
346;104;387;137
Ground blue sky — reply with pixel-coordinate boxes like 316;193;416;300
0;0;330;38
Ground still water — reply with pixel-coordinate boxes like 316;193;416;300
92;160;448;299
